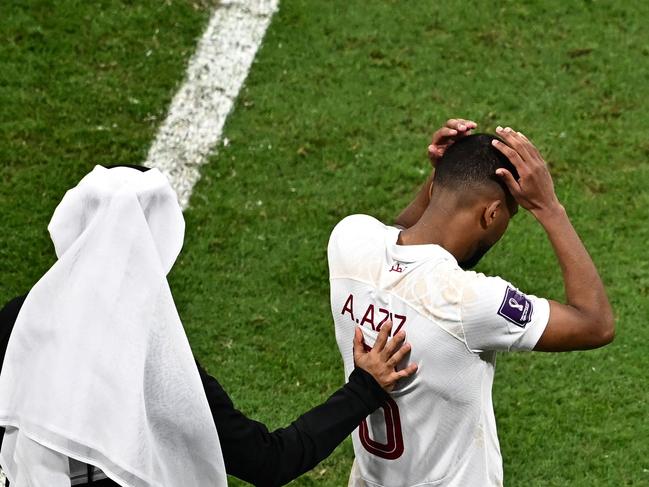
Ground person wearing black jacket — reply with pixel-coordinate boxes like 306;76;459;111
0;163;417;486
0;293;416;487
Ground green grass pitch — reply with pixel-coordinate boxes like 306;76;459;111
1;1;648;485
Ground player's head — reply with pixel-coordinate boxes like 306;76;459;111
431;134;519;269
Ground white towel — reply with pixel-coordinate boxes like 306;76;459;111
0;166;227;487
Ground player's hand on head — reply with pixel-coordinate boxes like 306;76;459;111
353;321;418;392
428;118;477;166
492;127;562;219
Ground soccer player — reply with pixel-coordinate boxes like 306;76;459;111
328;120;614;486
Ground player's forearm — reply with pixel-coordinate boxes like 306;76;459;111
536;204;614;339
395;172;434;229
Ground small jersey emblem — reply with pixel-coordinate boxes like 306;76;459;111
390;262;404;273
498;286;533;327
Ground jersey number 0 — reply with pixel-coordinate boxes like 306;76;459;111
359;397;404;460
358;342;404;460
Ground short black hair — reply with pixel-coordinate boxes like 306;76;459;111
433;134;519;193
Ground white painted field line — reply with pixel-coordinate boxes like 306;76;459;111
145;0;279;209
0;4;278;484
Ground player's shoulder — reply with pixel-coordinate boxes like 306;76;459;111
457;268;543;326
429;262;513;306
450;267;513;301
329;214;387;245
458;268;509;288
331;214;384;233
328;215;391;276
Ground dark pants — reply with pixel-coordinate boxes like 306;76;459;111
2;471;119;487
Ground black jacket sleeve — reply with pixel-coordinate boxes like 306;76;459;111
0;295;389;487
0;295;26;374
0;295;27;454
197;362;388;487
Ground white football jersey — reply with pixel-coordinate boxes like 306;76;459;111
328;215;550;487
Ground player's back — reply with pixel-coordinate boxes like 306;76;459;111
328;215;549;486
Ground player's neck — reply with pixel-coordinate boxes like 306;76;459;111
397;205;476;263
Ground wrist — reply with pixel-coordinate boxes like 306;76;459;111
349;367;390;404
533;201;566;225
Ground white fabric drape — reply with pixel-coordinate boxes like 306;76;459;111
0;166;227;487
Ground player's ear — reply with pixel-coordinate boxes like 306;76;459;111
481;200;502;229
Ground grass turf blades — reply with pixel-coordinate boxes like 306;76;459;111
1;1;648;485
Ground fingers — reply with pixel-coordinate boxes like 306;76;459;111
492;127;558;214
446;118;477;132
431;118;477;144
496;126;533;163
439;119;476;140
491;137;525;175
352;326;365;362
429;118;477;163
428;144;444;162
383;362;418;391
372;321;392;353
395;362;418;379
381;329;406;359
429;127;458;155
433;126;458;141
514;130;542;159
495;168;521;197
386;338;411;366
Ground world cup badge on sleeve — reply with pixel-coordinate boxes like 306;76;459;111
497;286;533;327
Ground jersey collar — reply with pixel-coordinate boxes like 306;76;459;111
385;226;458;265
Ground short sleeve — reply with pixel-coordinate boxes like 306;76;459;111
460;273;550;352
